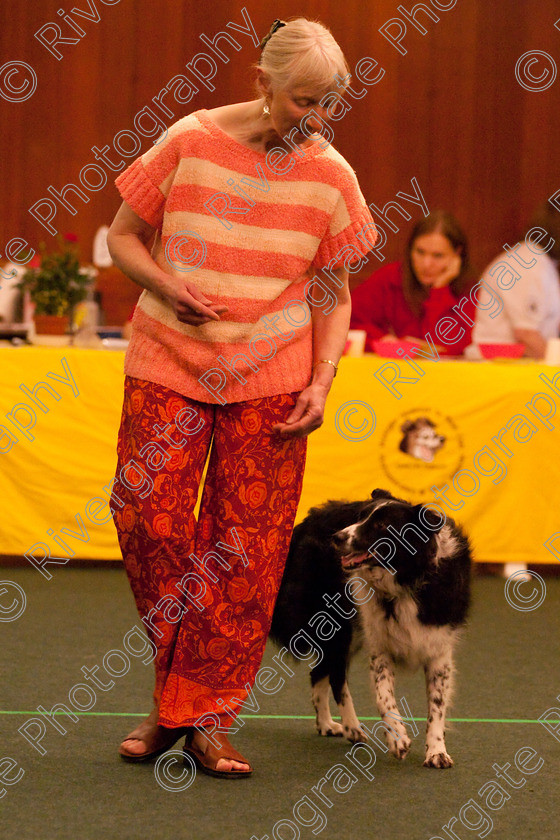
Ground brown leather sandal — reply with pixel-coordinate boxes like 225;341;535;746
119;714;188;762
183;729;253;778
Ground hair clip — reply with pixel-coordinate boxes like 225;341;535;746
259;19;286;51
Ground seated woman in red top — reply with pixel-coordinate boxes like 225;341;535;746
350;211;475;356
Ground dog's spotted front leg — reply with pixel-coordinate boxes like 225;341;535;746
370;653;411;759
312;676;344;737
424;657;454;768
337;682;368;743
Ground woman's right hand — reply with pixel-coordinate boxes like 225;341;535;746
165;280;228;326
107;202;229;327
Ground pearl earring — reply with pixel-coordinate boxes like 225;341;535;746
263;101;270;116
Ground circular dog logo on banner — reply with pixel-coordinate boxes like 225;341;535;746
379;408;464;496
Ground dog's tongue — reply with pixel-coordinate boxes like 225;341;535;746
340;552;369;569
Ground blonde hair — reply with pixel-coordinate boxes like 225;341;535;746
258;18;350;95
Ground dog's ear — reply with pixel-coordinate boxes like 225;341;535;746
370;489;393;501
400;420;413;433
413;504;446;533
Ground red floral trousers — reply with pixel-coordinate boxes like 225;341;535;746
111;376;307;729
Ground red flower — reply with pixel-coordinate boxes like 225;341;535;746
277;460;295;487
193;693;218;716
246;480;267;508
166;446;188;472
241;408;262;435
160;494;177;512
166;396;185;421
63;232;78;243
217;498;235;523
269;489;282;510
154;474;172;495
266;528;280;552
238;620;261;645
227;576;251;603
129;389;145;414
232;526;250;551
152;512;173;537
207;637;231;659
120;505;136;531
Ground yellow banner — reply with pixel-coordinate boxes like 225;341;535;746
0;348;558;564
300;356;560;564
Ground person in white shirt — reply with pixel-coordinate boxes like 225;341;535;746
472;206;560;358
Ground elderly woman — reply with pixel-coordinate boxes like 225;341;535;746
107;17;375;778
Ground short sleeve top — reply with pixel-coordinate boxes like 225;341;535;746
473;243;560;344
115;109;376;404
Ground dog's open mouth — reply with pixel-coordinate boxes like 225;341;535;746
340;552;370;569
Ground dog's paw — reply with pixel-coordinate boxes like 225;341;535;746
424;750;454;769
317;722;344;737
344;725;369;744
388;734;411;760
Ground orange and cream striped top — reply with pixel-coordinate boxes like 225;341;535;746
115;109;375;404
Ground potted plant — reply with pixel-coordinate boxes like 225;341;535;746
17;234;93;335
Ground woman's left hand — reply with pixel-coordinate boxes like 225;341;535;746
272;384;329;438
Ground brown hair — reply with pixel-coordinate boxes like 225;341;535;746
525;203;560;261
403;210;472;317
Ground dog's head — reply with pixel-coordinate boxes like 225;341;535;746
399;418;445;460
332;489;446;588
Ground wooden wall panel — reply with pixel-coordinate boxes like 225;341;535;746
1;0;559;283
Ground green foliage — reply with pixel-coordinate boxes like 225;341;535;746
17;236;90;316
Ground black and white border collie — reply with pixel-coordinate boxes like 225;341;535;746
270;489;471;768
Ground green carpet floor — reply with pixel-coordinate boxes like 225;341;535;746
2;568;559;840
